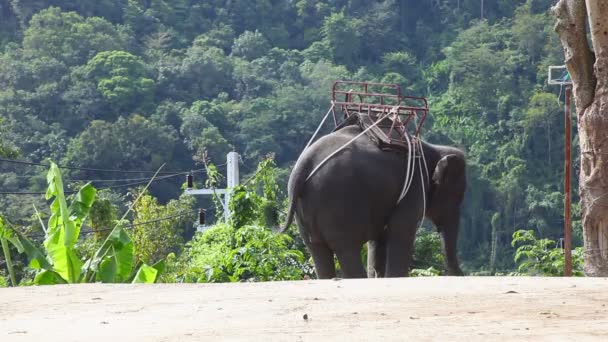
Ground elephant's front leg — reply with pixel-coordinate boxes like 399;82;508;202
367;238;386;278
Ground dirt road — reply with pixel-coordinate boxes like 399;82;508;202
1;277;607;341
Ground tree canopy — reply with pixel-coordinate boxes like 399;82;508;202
0;0;573;273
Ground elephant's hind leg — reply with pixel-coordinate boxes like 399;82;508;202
385;222;418;277
335;245;367;278
308;241;336;279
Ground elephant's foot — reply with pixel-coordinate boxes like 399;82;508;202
367;266;382;278
445;266;464;276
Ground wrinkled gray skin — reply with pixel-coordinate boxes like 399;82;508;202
283;125;466;278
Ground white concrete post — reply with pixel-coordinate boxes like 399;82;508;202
224;151;240;221
183;151;240;227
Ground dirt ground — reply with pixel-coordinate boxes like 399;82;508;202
1;277;608;341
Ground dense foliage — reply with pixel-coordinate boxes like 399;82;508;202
161;156;311;283
0;162;162;285
1;0;579;277
511;229;584;276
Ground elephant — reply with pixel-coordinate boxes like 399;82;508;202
282;119;466;279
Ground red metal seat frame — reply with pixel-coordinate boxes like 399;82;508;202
331;81;428;147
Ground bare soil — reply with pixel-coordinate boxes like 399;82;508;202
1;277;608;341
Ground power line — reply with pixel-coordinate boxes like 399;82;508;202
0;172;187;195
0;157;180;174
67;169;204;183
2;168;217;183
23;209;202;239
0;163;234;195
0;157;226;175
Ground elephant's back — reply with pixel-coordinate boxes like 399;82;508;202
305;126;406;185
298;126;408;239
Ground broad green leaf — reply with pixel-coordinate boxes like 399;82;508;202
151;259;166;275
1;236;17;287
45;163;79;246
47;200;60;232
8;230;52;270
95;227;134;283
1;219;52;270
132;264;159;284
68;183;97;229
35;270;68;285
0;216;9;239
45;232;82;283
42;162;96;283
97;250;118;283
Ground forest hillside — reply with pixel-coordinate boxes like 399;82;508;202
0;0;573;274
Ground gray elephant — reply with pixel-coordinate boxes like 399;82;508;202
282;121;466;279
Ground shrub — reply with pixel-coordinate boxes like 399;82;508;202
166;224;306;283
412;229;444;271
511;229;584;276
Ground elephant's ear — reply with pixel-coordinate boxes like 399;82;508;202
432;154;465;187
428;154;466;228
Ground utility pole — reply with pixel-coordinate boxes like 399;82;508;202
564;86;572;276
184;151;240;230
225;151;239;218
548;65;573;276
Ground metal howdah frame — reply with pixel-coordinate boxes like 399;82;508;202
330;81;429;144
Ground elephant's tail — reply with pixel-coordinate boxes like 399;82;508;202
279;200;297;234
277;158;310;233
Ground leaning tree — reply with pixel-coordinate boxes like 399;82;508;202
553;0;608;276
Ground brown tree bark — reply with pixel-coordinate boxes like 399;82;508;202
553;0;608;276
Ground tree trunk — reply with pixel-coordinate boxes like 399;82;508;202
553;0;608;276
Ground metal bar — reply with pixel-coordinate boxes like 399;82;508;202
331;105;338;127
333;80;401;88
564;86;572;277
333;102;428;112
184;189;227;195
332;91;403;99
415;110;428;137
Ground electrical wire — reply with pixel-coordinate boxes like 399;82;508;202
67;169;205;183
0;172;186;195
0;162;230;195
0;157;226;175
22;208;202;239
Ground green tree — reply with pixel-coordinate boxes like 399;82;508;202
231;30;271;61
163;38;234;102
321;11;362;69
64;115;177;172
131;192;196;264
22;7;128;67
83;50;155;114
0;118;18;158
180;101;232;162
